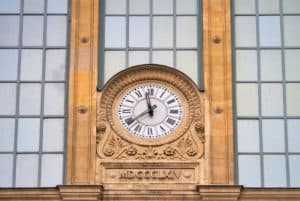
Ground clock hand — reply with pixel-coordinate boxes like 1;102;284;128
145;92;153;116
126;105;157;125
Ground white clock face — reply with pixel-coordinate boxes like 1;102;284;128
117;84;183;139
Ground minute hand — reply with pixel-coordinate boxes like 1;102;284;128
127;105;157;125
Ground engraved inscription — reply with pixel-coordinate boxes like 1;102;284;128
119;170;181;180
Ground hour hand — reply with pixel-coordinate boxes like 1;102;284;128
126;105;157;125
145;92;153;116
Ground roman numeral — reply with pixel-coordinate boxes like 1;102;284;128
125;99;134;104
147;88;154;96
167;99;175;105
160;125;166;132
160;90;166;98
170;109;179;114
125;117;134;125
134;90;142;98
122;109;131;114
134;124;142;133
166;118;176;126
147;127;153;135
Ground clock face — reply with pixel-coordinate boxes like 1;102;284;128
117;83;183;139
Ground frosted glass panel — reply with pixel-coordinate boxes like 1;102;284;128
259;0;279;14
129;51;149;66
0;16;19;46
262;120;285;152
0;119;14;152
176;17;197;48
16;154;38;187
153;0;173;14
104;51;125;82
0;155;13;187
288;120;300;152
176;51;198;84
237;120;259;152
236;84;258;116
238;155;261;187
0;49;18;80
20;50;43;80
260;50;282;81
129;17;150;47
44;83;65;115
19;84;41;115
283;0;300;13
259;16;281;47
0;0;20;13
47;16;67;46
129;0;149;14
23;16;43;46
264;155;287;187
0;84;16;115
289;156;300;187
41;154;63;186
45;50;66;81
24;0;44;13
105;17;126;48
43;119;64;151
176;0;197;14
285;50;300;81
234;0;255;14
105;0;126;14
284;16;300;46
47;0;68;13
261;84;283;116
235;16;256;47
152;51;174;67
286;84;300;116
153;17;173;48
17;118;40;151
236;50;257;81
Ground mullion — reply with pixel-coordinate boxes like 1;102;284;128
173;0;176;67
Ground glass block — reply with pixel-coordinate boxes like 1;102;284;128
0;119;14;152
284;16;300;46
261;84;283;116
0;154;13;187
104;51;125;82
19;84;41;115
153;0;173;14
105;0;126;14
20;49;43;80
0;49;18;80
237;120;259;152
234;0;255;14
236;84;258;116
128;51;149;66
47;16;67;46
176;16;197;48
176;51;198;84
16;154;38;187
259;0;279;14
285;50;300;81
129;0;149;14
44;83;65;115
152;51;174;67
264;155;287;187
283;0;300;14
289;155;300;187
45;50;66;81
262;119;285;152
0;16;19;46
22;16;43;46
238;155;261;187
17;118;40;151
41;154;63;186
105;17;126;48
286;84;300;116
0;0;20;13
235;16;256;47
0;84;16;115
176;0;197;14
129;17;150;48
43;119;64;151
235;50;257;81
47;0;68;13
24;0;44;13
288;120;300;152
153;17;173;48
260;50;282;81
259;16;281;47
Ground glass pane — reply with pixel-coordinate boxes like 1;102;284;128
45;50;66;81
284;16;300;46
238;155;261;187
0;119;14;152
176;16;197;48
43;119;64;152
129;0;149;14
47;0;68;13
47;16;67;46
259;0;279;14
129;17;150;48
286;84;300;116
22;16;43;46
235;16;256;47
0;154;13;187
20;49;43;80
128;51;149;67
236;50;257;81
288;120;300;152
176;51;198;84
153;17;173;48
104;51;125;82
236;84;258;116
176;0;197;14
24;0;44;13
260;50;282;81
283;0;300;14
41;154;63;186
234;0;255;14
19;84;41;115
105;0;126;14
262;119;285;152
44;83;65;115
152;51;174;67
285;50;300;81
0;84;16;115
261;84;283;116
0;0;20;13
105;17;126;48
0;49;18;80
259;16;281;47
153;0;173;14
289;155;300;187
16;154;38;187
237;120;259;152
17;118;40;151
264;155;287;187
0;16;19;46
